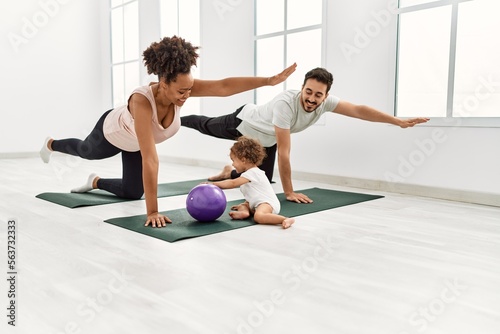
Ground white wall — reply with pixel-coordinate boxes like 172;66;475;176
0;0;110;154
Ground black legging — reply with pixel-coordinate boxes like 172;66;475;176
181;106;277;182
51;110;144;199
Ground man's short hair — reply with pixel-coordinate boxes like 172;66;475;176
303;68;334;93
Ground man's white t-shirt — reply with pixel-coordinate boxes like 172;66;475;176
236;90;340;147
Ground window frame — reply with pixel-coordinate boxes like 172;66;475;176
395;0;500;128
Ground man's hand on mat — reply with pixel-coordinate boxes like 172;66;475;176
286;192;313;204
145;212;172;228
267;63;297;86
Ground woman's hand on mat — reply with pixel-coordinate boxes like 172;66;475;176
145;212;172;228
286;192;313;204
267;63;297;86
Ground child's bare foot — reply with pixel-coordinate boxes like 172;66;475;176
282;218;295;229
229;210;250;220
229;203;251;220
208;165;233;181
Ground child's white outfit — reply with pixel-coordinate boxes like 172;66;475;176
240;167;281;214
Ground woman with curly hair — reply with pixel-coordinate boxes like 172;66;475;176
39;36;296;228
208;136;295;229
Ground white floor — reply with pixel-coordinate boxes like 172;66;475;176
1;155;499;334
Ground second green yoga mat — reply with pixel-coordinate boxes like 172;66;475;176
104;188;384;242
35;178;207;208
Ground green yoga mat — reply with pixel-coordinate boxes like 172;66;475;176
104;188;383;242
36;178;207;208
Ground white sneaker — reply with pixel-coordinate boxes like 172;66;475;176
40;137;52;163
71;173;98;193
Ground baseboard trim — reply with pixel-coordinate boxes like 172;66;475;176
0;152;39;159
161;156;500;208
4;153;498;207
291;171;500;208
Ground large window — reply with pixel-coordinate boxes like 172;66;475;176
396;0;500;125
254;0;325;104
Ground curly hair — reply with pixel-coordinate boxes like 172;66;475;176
303;67;334;93
142;36;200;84
230;136;267;166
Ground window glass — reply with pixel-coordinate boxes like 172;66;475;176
111;0;124;8
256;36;285;103
256;0;284;35
287;0;322;30
160;0;178;36
123;2;139;61
112;64;125;106
178;0;200;42
453;0;500;117
111;7;124;63
286;29;322;90
124;62;140;98
396;6;451;117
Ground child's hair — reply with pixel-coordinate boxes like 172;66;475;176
230;136;267;166
142;36;200;84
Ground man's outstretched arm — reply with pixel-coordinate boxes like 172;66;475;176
333;101;429;127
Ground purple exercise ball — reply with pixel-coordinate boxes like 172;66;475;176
186;184;227;222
